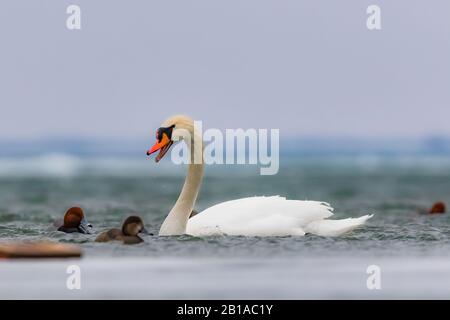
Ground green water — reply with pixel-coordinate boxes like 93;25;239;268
1;156;450;259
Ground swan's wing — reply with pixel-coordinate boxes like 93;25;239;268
186;196;334;236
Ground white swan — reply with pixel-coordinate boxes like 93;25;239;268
147;115;373;237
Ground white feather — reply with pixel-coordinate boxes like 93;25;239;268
304;214;374;237
186;196;372;237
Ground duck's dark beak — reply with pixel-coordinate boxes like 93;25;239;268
78;218;93;234
140;227;153;236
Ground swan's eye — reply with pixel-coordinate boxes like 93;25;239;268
156;129;163;142
157;125;175;142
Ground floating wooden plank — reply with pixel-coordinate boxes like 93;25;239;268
0;241;82;259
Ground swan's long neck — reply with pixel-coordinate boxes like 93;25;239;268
159;119;204;236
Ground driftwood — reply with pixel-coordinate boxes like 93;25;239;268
0;241;82;259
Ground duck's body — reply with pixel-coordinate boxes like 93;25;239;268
95;228;123;242
95;228;144;244
147;115;373;237
57;225;83;233
95;216;149;245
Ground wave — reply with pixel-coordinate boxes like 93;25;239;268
1;153;450;177
0;153;184;177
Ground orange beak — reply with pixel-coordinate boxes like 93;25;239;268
146;133;173;162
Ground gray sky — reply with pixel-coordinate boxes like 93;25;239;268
0;0;449;139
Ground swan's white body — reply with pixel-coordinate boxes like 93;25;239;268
155;115;373;237
187;196;372;237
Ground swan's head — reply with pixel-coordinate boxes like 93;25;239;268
146;115;194;162
121;216;150;236
63;207;93;234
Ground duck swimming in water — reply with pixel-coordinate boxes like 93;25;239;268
56;207;93;234
416;201;447;215
428;201;446;214
95;216;150;244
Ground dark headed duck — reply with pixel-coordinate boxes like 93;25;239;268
57;207;93;234
95;216;150;245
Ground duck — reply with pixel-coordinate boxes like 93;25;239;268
146;115;373;237
55;207;93;234
417;201;446;215
428;201;446;214
95;216;150;244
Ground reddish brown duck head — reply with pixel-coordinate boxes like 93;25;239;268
428;202;446;214
59;207;93;234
